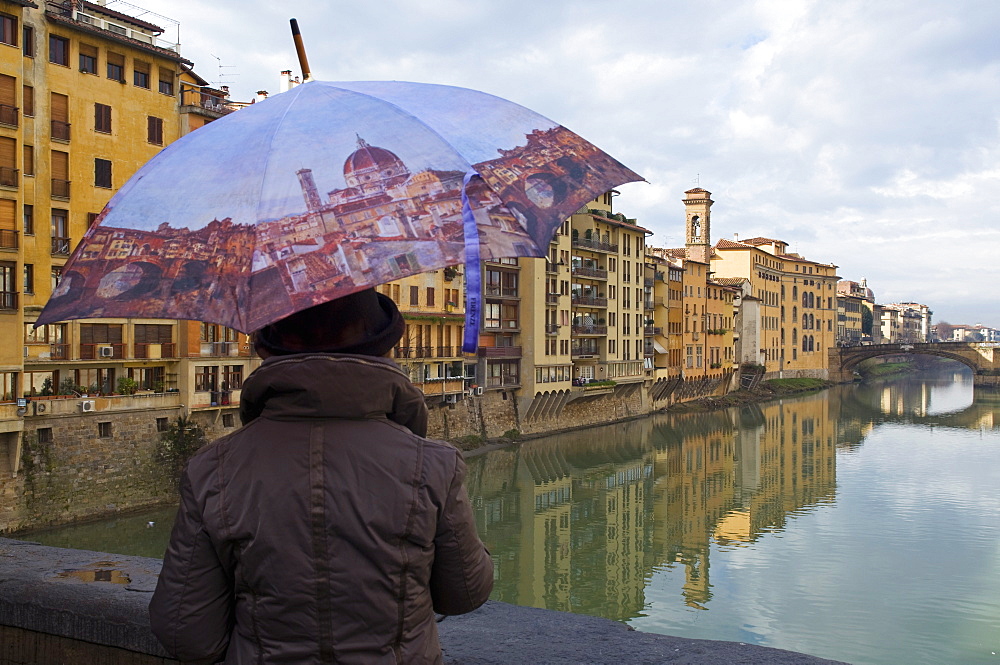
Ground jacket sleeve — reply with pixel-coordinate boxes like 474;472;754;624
429;452;494;615
149;470;234;662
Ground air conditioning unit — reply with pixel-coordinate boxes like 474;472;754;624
444;394;458;404
80;400;96;412
474;386;484;396
99;346;114;357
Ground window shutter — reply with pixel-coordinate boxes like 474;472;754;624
50;93;68;123
0;74;15;107
0;199;15;231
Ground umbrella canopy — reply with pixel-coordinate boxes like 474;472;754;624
37;80;642;342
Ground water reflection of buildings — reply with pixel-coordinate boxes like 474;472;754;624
467;397;839;618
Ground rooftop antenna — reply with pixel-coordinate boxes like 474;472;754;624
694;173;700;186
290;19;313;82
209;53;238;89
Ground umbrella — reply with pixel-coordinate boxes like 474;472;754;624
36;79;642;351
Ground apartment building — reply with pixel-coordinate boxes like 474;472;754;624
1;2;257;478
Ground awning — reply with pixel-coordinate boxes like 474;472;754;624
652;340;668;354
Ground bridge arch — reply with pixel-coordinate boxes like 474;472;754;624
836;343;981;373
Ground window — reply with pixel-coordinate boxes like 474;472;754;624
158;67;174;95
79;43;97;74
409;285;419;306
426;287;435;307
51;209;69;255
0;137;15;186
133;60;150;88
106;52;124;82
0;13;16;47
23;203;32;234
223;365;243;390
48;34;69;66
22;85;32;116
147;115;163;145
94;103;111;133
222;413;235;428
22;145;33;176
98;422;112;438
22;24;33;57
51;265;61;290
195;366;218;392
156;417;169;432
37;427;52;443
94;158;111;188
23;263;32;294
0;261;15;310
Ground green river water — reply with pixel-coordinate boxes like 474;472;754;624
18;367;1000;665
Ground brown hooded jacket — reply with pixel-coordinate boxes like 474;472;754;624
149;354;493;664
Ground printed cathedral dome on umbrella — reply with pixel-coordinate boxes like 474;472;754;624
37;81;642;334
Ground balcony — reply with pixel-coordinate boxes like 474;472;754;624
571;344;599;358
50;343;69;360
134;342;177;359
644;277;654;287
572;325;607;336
51;236;71;255
545;261;560;274
571;265;608;280
545;324;559;335
478;346;522;359
546;293;559;305
0;290;16;310
79;343;124;360
0;104;18;127
0;167;18;188
0;229;18;250
51;120;71;141
484;320;520;331
484;286;519;298
571;237;618;253
644;300;654;310
571;294;608;308
51;179;71;199
485;374;520;389
201;341;240;357
395;346;461;359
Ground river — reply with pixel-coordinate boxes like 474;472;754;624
17;367;1000;665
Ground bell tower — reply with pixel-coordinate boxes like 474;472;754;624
683;187;713;264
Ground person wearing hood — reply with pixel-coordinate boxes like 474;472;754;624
149;289;494;664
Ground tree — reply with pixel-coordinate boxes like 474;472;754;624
935;321;954;341
861;305;873;335
155;416;207;482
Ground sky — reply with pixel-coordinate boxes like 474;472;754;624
126;0;1000;326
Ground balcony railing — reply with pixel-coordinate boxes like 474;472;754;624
50;343;69;360
644;346;656;357
478;346;522;358
51;236;71;255
484;286;519;298
644;325;655;336
0;166;18;188
571;265;608;280
571;237;618;253
394;346;460;359
51;178;71;199
484;320;519;331
51;120;71;141
644;277;654;287
134;342;177;359
571;294;608;307
572;324;607;336
546;293;559;305
0;229;18;249
545;261;560;274
644;300;654;310
485;375;520;388
0;290;16;310
545;324;559;335
201;341;239;357
0;104;18;127
571;344;599;357
79;343;124;360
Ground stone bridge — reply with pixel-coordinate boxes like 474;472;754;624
828;342;1000;387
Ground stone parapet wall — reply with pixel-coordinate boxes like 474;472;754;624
0;538;848;665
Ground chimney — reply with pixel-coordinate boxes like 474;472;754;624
733;232;739;241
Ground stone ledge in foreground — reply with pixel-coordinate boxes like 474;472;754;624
0;538;850;664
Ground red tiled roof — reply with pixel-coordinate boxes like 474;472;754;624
714;238;749;249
